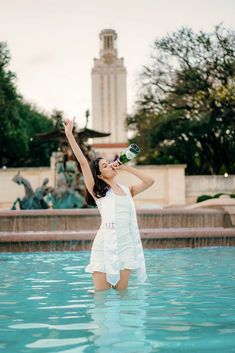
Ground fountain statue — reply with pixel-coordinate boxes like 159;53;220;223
11;111;110;210
11;172;50;210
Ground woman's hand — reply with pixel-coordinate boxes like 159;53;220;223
63;117;75;137
111;160;129;171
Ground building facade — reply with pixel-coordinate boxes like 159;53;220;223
91;29;128;160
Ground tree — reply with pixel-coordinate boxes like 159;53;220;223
0;42;58;167
127;25;235;174
16;103;58;167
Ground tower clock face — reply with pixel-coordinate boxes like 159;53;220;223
103;54;114;65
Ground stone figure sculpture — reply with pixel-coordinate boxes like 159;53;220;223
11;173;50;210
11;112;111;209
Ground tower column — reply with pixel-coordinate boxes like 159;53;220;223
91;29;128;160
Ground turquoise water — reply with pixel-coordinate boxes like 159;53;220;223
0;248;235;353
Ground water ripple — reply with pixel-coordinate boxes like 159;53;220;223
0;248;234;353
26;337;88;348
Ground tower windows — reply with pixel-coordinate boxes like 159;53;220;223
104;35;114;50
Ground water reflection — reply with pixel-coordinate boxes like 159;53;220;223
87;287;153;353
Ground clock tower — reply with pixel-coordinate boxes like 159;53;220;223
91;29;128;160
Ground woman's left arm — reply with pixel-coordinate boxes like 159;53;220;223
114;163;155;197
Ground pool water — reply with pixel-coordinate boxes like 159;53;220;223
0;248;235;353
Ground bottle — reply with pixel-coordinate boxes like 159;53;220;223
116;144;140;164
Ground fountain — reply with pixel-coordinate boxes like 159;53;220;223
1;113;235;251
10;112;110;210
0;206;235;251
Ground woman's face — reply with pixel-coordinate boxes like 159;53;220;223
98;158;117;180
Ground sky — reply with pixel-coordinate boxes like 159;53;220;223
0;0;234;128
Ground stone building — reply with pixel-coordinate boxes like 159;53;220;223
91;29;128;160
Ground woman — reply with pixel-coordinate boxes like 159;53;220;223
64;118;154;292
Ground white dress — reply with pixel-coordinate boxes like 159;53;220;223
86;194;139;273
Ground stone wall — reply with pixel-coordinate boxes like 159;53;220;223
116;164;186;207
0;165;186;209
1;165;234;209
186;175;235;204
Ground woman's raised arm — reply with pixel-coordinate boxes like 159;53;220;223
63;118;95;197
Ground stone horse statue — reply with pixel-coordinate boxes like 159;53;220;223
11;172;50;210
12;112;110;210
11;170;86;210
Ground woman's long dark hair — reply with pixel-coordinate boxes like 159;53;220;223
85;157;110;207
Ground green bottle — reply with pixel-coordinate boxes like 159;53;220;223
117;144;140;164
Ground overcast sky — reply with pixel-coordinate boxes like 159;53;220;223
0;0;234;128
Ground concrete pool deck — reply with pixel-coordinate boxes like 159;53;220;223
0;208;235;251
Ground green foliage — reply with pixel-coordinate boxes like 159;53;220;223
0;42;59;167
196;195;212;203
213;193;228;198
127;25;235;174
196;192;235;203
17;103;59;167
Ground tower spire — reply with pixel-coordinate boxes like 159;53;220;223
99;29;118;61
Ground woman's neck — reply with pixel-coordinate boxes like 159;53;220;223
104;178;118;189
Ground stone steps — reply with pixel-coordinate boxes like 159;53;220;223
0;208;231;232
1;228;235;251
1;227;235;241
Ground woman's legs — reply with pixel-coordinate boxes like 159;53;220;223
92;269;132;291
92;271;112;291
113;269;132;291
